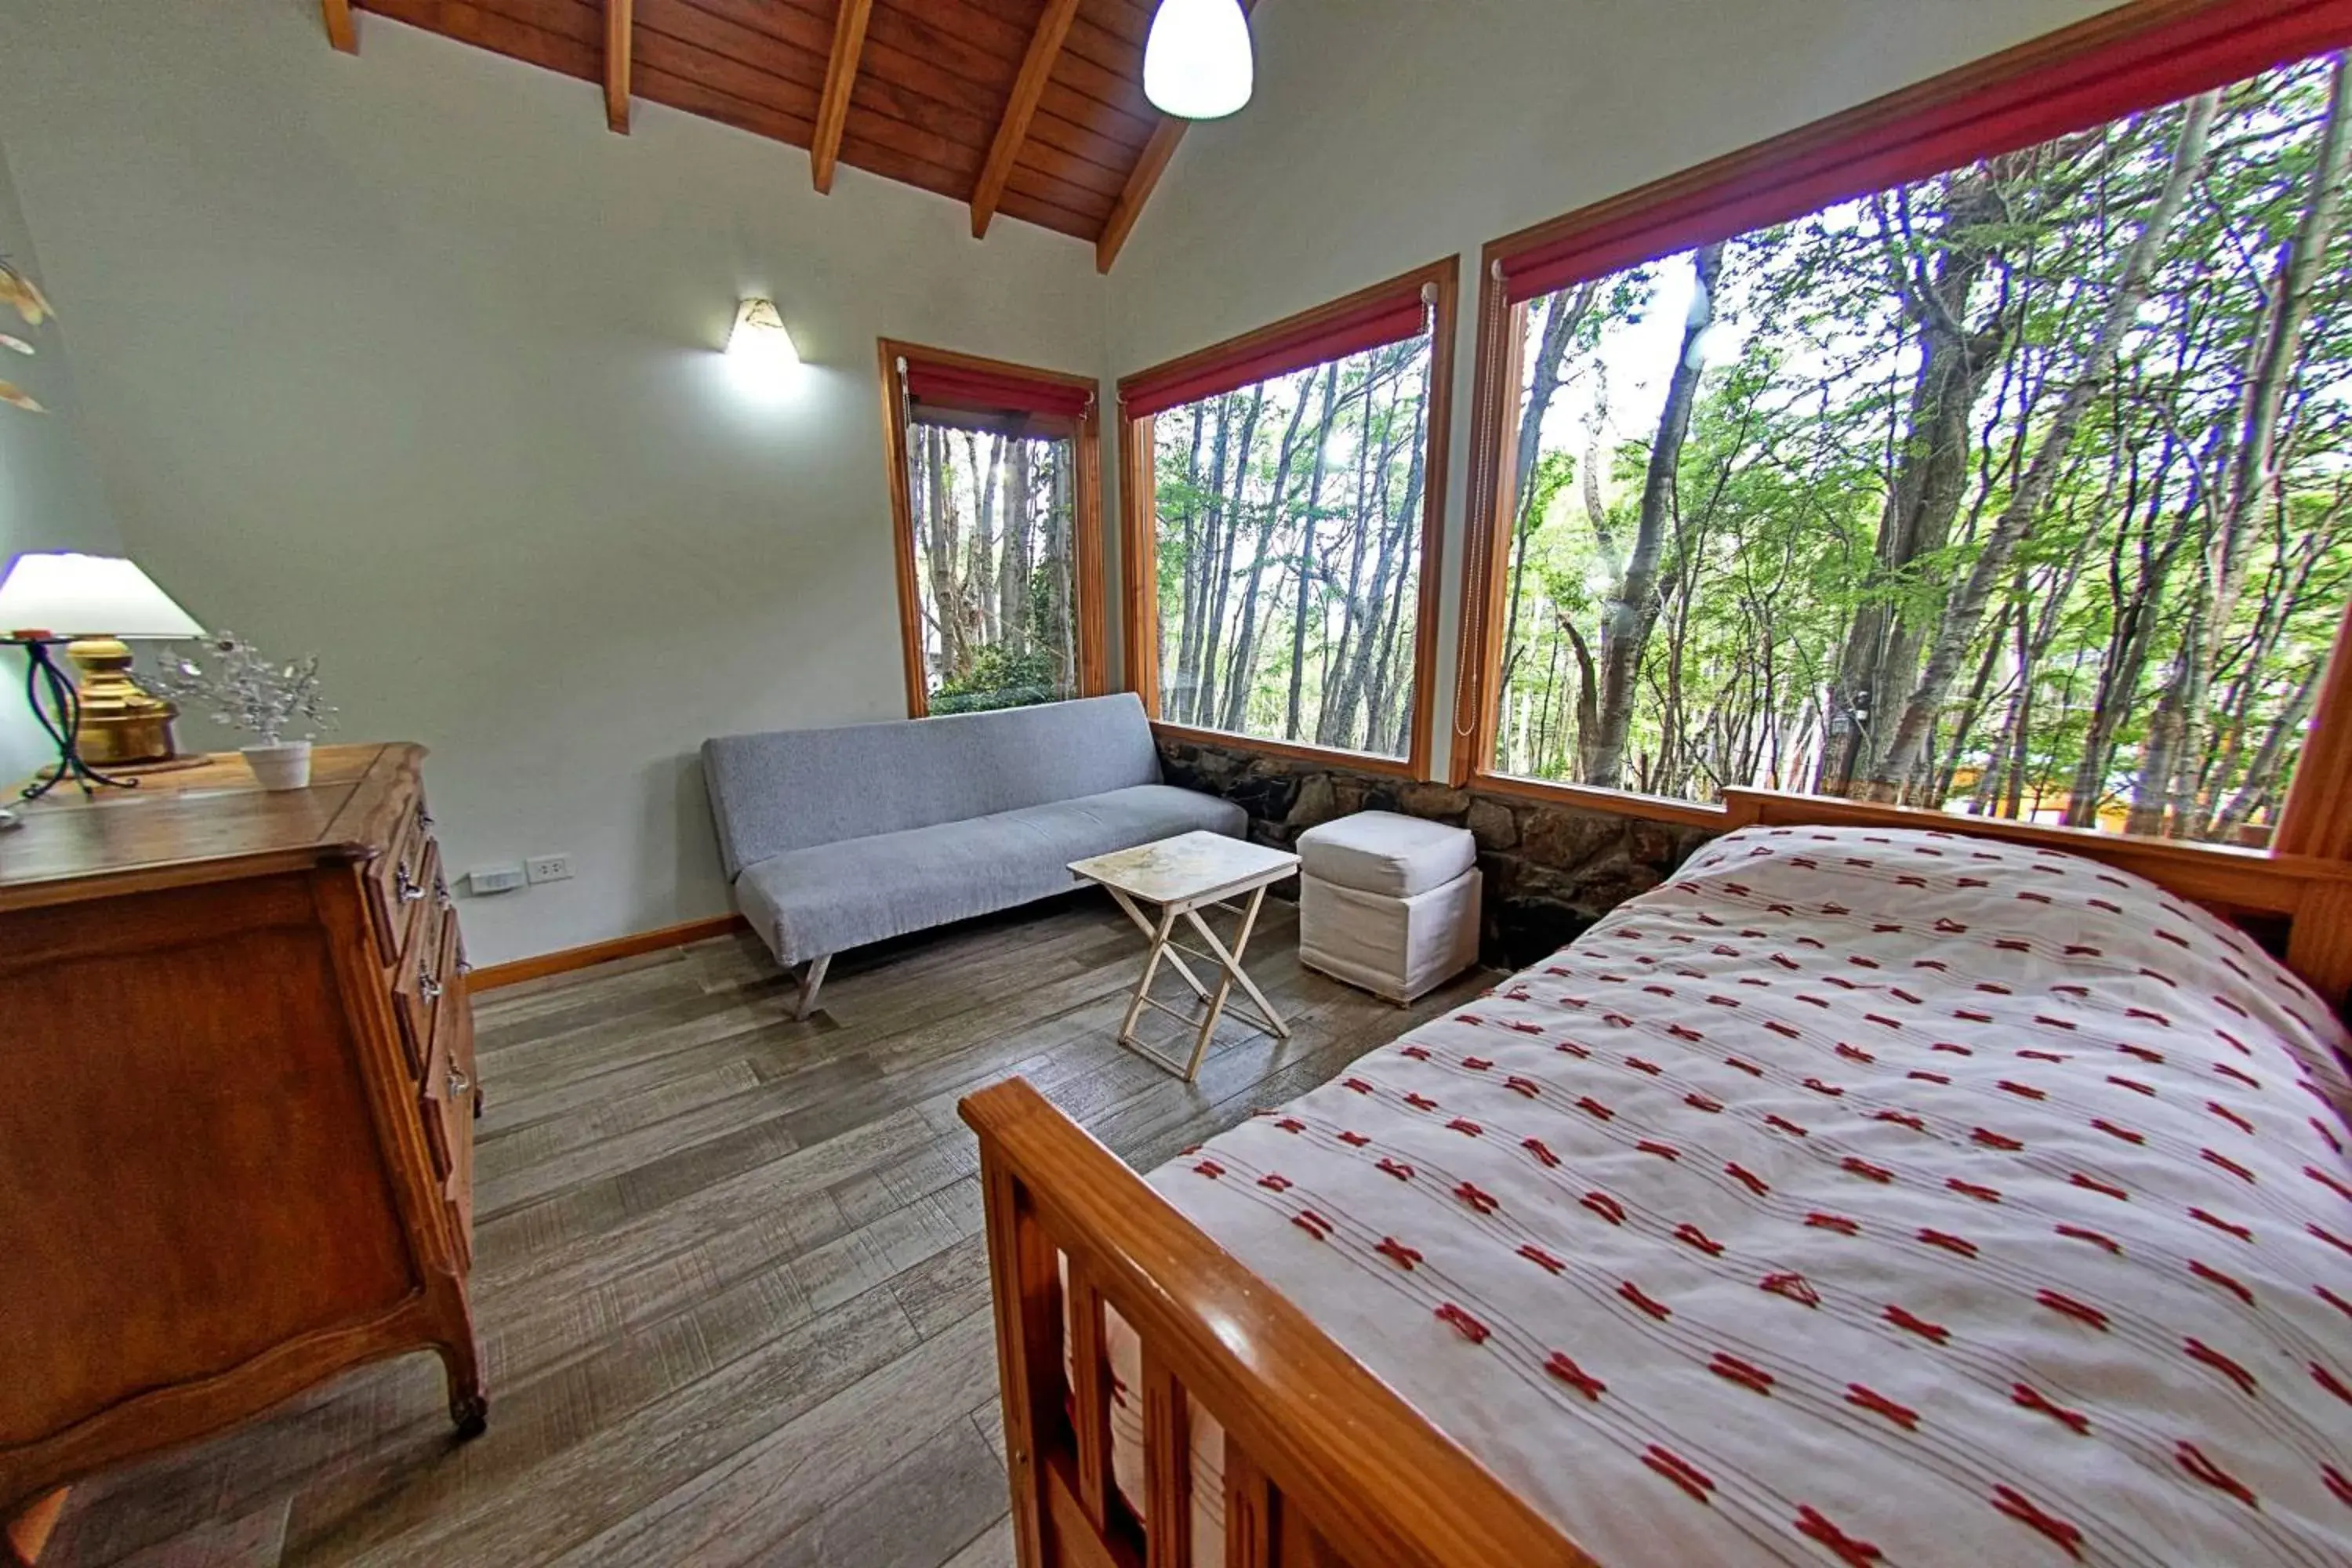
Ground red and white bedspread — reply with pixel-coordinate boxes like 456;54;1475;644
1103;824;2352;1567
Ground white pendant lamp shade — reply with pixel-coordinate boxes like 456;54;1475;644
1144;0;1254;120
0;552;205;639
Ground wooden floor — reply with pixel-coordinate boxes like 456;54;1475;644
39;893;1488;1568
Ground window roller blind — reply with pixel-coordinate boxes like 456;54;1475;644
1498;0;2352;304
1120;289;1431;419
902;361;1094;422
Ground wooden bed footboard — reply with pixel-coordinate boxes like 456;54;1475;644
960;1077;1592;1568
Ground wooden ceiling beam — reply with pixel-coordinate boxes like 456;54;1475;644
604;0;632;133
811;0;876;194
322;0;357;54
971;0;1083;239
1095;118;1183;273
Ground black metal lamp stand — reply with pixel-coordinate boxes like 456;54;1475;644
7;634;140;802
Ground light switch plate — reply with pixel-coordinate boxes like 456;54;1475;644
467;864;526;895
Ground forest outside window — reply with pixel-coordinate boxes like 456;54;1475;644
1120;262;1455;773
1466;24;2352;850
881;343;1105;718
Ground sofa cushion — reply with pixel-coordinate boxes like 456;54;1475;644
737;784;1247;964
1294;810;1476;899
702;693;1161;881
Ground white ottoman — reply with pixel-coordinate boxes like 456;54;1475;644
1295;811;1481;1004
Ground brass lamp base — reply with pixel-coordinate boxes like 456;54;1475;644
64;636;182;766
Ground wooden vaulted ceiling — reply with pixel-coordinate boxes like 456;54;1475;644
320;0;1192;270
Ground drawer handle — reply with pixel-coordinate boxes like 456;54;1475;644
448;1065;472;1096
435;873;454;912
396;861;426;903
419;807;435;830
419;960;444;1004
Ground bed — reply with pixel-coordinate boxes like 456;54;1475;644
963;796;2352;1568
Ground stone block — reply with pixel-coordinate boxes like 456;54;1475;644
1466;797;1518;849
1516;805;1617;870
1285;774;1341;829
1398;782;1470;822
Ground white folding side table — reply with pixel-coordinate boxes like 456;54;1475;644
1069;830;1301;1082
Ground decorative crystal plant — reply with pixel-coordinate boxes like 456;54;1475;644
158;633;338;746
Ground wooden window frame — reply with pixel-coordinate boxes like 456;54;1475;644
1449;0;2352;860
1116;259;1459;780
878;339;1107;719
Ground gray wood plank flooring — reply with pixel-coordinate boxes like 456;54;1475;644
38;893;1487;1568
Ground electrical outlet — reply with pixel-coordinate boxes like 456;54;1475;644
525;853;575;885
467;864;527;895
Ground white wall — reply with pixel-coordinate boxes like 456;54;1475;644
0;140;122;786
0;0;1108;963
1106;0;2116;773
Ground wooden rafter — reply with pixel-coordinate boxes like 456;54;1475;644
604;0;632;133
1096;118;1184;273
971;0;1083;239
321;0;357;53
811;0;875;194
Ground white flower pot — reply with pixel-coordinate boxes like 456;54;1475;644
241;740;313;791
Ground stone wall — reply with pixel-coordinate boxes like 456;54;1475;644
1156;736;1722;970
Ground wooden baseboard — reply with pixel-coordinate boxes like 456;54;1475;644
467;913;748;992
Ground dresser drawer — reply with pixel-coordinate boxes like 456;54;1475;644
391;877;452;1080
416;916;470;1178
366;797;430;964
419;920;477;1270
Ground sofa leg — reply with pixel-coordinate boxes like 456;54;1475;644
794;954;832;1022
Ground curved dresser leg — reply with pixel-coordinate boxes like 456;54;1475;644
437;1339;488;1439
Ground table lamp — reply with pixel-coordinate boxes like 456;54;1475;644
0;551;206;800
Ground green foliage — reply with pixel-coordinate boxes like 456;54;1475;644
931;644;1064;715
1151;337;1434;754
1489;54;2352;843
907;426;1080;710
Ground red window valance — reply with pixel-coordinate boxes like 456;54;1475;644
1120;288;1430;419
1499;0;2352;304
902;360;1094;423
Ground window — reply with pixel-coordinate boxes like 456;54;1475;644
1455;4;2352;851
1119;262;1456;773
880;343;1105;717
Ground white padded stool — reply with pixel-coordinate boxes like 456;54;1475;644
1295;811;1481;1004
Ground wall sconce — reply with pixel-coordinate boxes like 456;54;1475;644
728;298;800;371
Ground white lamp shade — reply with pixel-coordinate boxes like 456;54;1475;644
0;552;206;639
727;298;800;369
1144;0;1254;119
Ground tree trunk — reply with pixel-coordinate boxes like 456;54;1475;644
1218;376;1318;732
2155;56;2351;835
1819;172;2017;794
1588;241;1725;789
2209;658;2325;838
1872;91;2220;796
1000;437;1033;660
1175;400;1232;724
1283;372;1350;739
1196;386;1265;728
1319;361;1399;745
1496;282;1598;752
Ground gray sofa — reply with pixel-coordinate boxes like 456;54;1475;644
703;693;1246;1018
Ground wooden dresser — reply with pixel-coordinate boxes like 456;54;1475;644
0;743;484;1538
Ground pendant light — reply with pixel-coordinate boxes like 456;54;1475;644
1143;0;1254;120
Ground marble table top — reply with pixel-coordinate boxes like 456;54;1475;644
1069;829;1299;905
